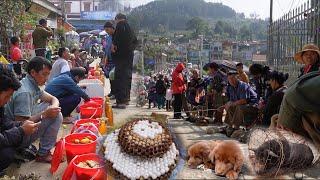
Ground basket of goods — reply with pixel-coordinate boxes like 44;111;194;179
103;119;179;179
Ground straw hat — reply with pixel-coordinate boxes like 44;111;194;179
294;43;320;63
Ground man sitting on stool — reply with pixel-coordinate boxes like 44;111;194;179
223;71;258;137
45;67;90;123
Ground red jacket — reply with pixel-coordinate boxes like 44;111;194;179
171;63;186;94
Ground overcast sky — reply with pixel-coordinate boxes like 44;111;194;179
127;0;306;20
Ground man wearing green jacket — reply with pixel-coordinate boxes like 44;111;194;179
32;19;53;57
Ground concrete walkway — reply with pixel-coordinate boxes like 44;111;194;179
3;76;320;179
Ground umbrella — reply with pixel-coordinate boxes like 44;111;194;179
203;60;249;73
99;31;107;36
79;32;90;36
88;29;101;35
65;30;79;36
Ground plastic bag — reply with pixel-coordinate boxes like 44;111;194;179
109;67;115;80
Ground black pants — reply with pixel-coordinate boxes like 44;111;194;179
114;53;133;104
0;147;15;172
59;94;81;117
35;48;46;57
173;94;183;118
110;80;115;95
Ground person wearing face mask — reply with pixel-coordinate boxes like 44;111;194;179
294;43;320;77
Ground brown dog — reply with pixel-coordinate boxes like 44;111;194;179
209;140;244;180
187;140;220;169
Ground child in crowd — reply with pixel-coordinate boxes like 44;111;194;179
155;74;167;109
165;85;173;111
147;76;157;109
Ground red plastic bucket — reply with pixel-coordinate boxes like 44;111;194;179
71;119;100;133
74;153;106;179
62;153;107;180
79;104;102;119
90;97;104;106
65;133;97;163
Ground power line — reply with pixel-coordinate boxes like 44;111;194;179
275;0;286;15
287;0;296;13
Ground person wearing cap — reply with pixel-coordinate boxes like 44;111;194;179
32;19;53;57
223;71;258;137
294;43;320;77
103;21;116;99
112;13;138;108
205;62;227;124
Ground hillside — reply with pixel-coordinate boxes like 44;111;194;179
128;0;237;31
127;0;268;40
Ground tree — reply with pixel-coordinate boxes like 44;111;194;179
0;0;32;54
186;17;210;37
239;24;251;40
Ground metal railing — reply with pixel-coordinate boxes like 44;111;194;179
268;0;320;81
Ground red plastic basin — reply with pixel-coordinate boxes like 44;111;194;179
65;133;97;163
79;104;102;119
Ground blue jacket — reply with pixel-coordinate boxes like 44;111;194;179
227;80;258;105
104;34;113;62
45;72;90;101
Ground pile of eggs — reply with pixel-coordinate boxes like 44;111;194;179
104;130;179;179
132;120;163;139
118;120;173;158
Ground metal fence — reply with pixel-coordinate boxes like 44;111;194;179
268;0;320;80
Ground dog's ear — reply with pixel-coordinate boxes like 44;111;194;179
208;149;216;162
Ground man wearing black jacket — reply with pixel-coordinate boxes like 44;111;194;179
0;69;38;175
112;13;138;109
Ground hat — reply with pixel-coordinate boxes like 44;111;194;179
294;43;320;63
104;21;114;29
227;70;238;76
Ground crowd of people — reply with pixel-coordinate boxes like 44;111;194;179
0;11;320;176
140;43;320;143
0;13;138;175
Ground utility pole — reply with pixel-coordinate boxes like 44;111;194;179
268;0;273;64
270;0;273;24
141;36;144;76
61;0;66;24
199;35;204;76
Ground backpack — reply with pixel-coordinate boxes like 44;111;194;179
286;71;320;113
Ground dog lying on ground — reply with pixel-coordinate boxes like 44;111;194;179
209;140;244;180
187;140;221;169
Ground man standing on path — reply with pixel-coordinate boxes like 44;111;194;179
112;13;138;109
103;21;116;99
32;19;53;57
